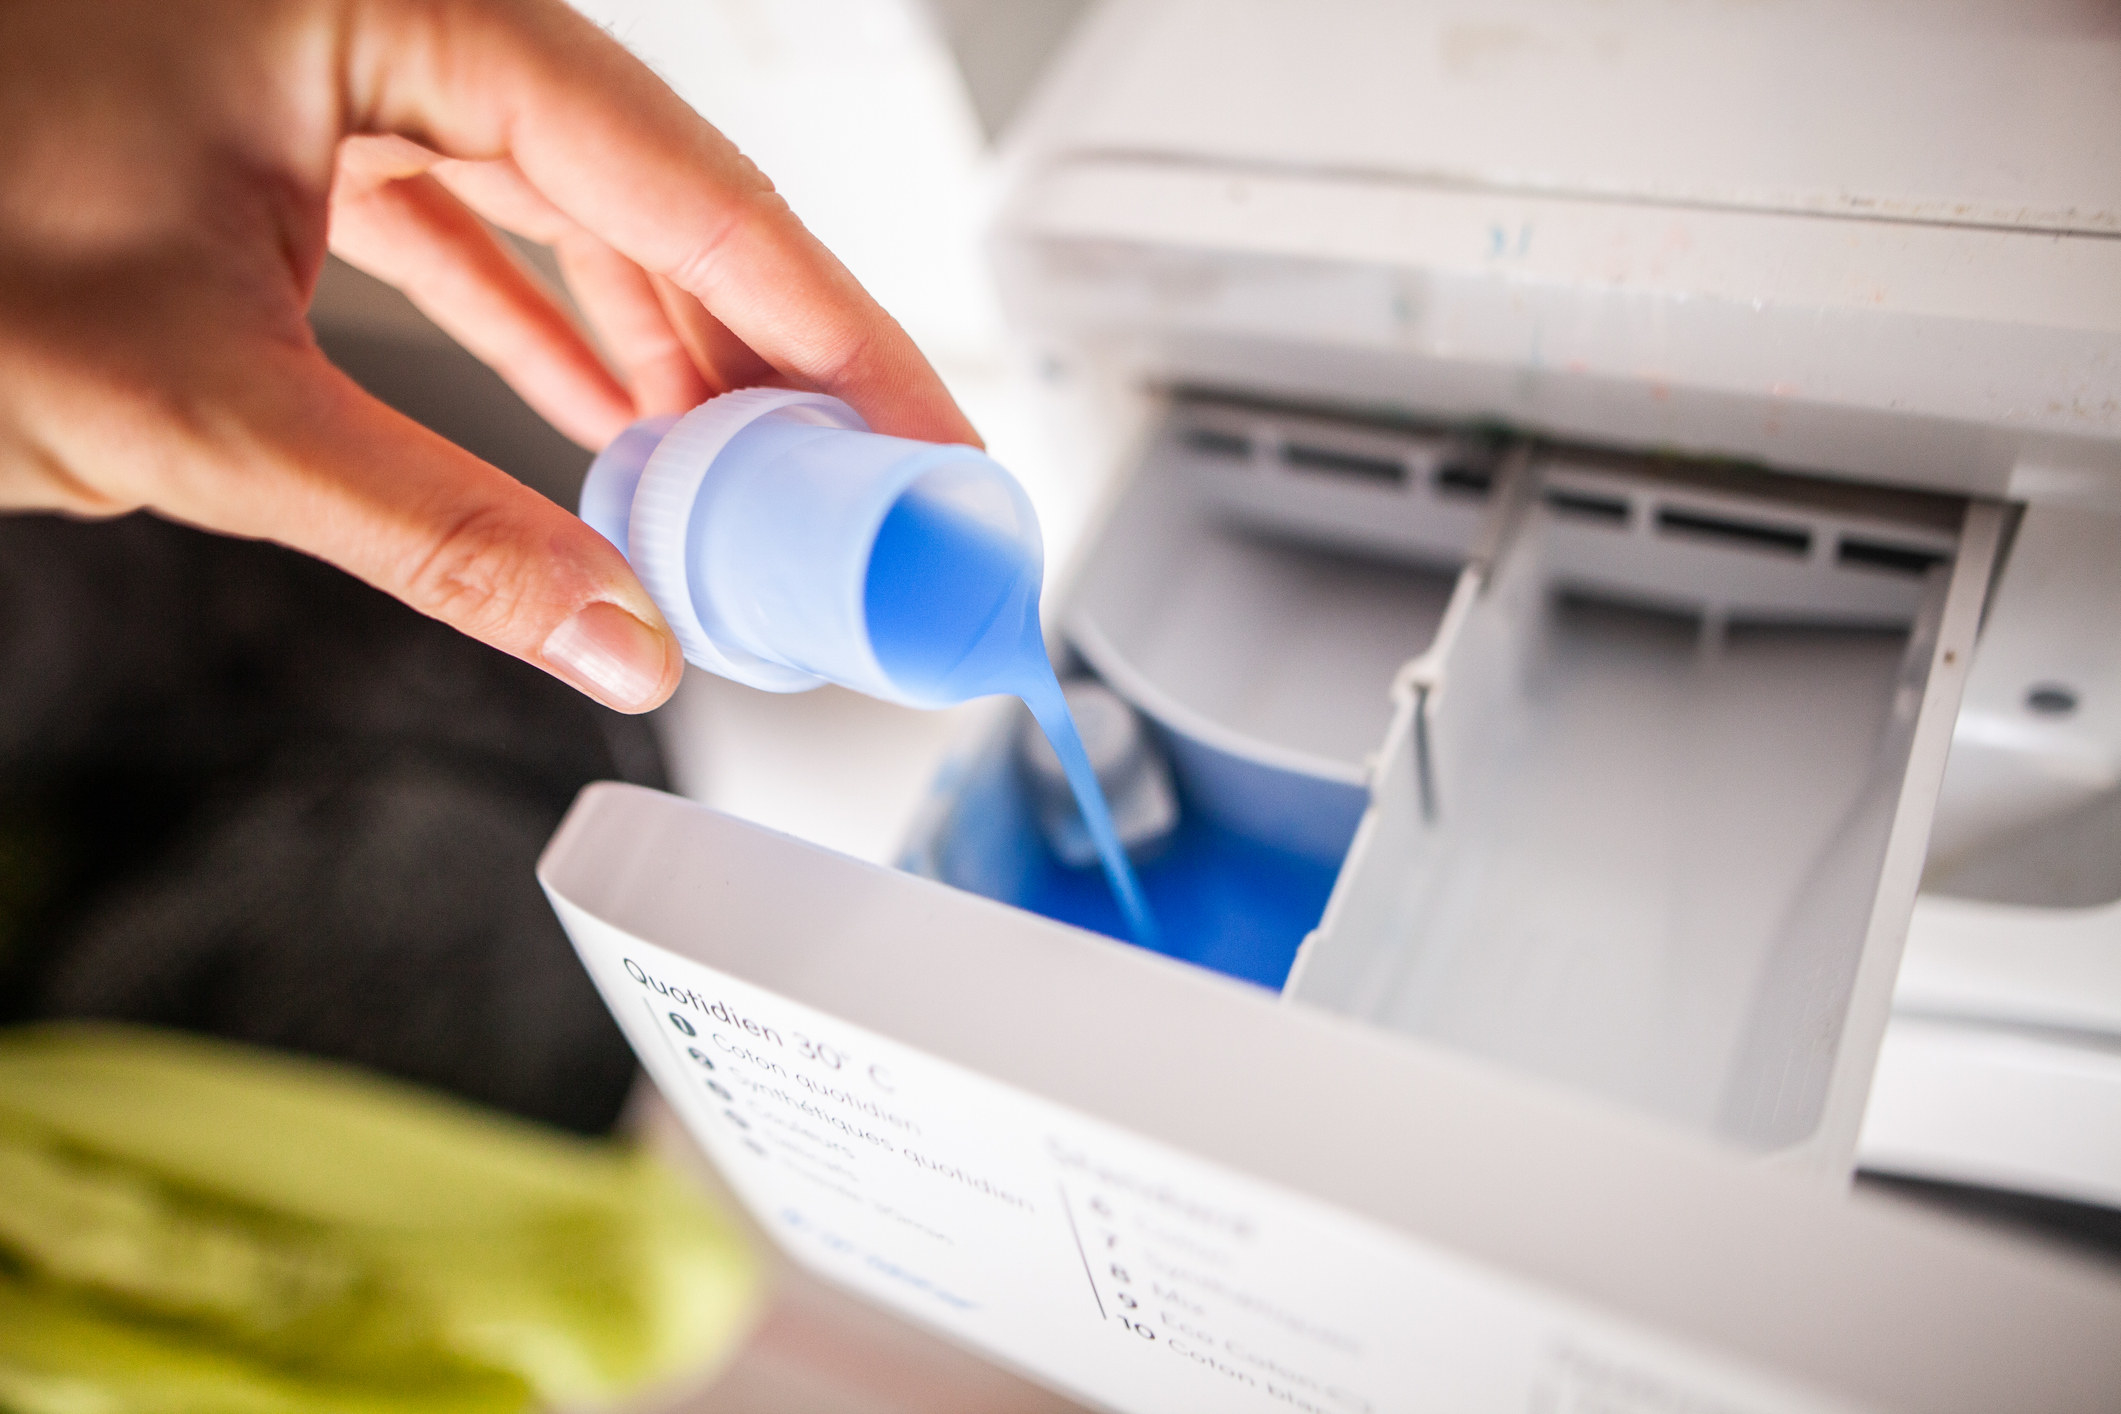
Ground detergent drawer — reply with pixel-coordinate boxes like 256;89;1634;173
908;396;1997;1177
540;784;2121;1414
537;400;2121;1412
1284;441;2005;1178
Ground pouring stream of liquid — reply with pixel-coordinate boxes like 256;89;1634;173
864;489;1159;945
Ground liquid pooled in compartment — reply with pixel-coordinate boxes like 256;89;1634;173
864;488;1157;945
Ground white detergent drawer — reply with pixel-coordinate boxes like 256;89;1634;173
912;400;1999;1176
1290;454;2004;1176
540;786;2121;1414
541;400;2107;1411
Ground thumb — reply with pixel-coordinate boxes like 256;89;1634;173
193;349;683;712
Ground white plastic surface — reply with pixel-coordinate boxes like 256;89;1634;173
1289;468;1998;1167
1012;0;2121;237
1860;503;2121;1210
541;784;2121;1414
1063;415;1462;861
898;400;1999;1171
992;1;2121;501
1894;894;2121;1044
1861;1016;2121;1212
1924;504;2121;906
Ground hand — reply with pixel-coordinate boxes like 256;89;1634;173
0;0;977;713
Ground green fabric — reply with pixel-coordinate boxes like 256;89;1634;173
0;1024;757;1414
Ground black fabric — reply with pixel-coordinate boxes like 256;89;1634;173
0;511;657;1135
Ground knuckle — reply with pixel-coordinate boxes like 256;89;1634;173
400;500;549;644
667;183;791;295
813;320;883;394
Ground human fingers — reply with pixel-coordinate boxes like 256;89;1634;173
554;237;711;415
423;106;873;422
425;158;784;409
328;135;634;447
650;273;779;396
344;0;980;446
172;341;680;712
422;154;710;415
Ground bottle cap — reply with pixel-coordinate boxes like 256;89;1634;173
580;389;1041;702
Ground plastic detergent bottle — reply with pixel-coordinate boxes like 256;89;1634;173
579;388;1157;945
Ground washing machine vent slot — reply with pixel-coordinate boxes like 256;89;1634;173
1434;461;1494;499
1654;506;1811;557
1184;427;1252;460
1281;441;1406;485
1544;488;1630;524
1836;537;1946;576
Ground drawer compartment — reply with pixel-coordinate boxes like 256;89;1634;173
1292;447;1994;1167
904;405;1486;984
914;399;1997;1170
1062;405;1484;861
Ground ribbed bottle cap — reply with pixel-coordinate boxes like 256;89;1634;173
624;389;867;693
579;415;678;558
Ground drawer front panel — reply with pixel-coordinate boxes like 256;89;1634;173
542;787;2121;1414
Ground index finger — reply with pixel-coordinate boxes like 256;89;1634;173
343;0;979;446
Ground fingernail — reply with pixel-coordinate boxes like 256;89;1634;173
542;602;671;711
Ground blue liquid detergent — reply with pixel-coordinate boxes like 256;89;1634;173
864;491;1159;946
1019;812;1340;989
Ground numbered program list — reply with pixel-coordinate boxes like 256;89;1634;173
1052;1142;1375;1414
